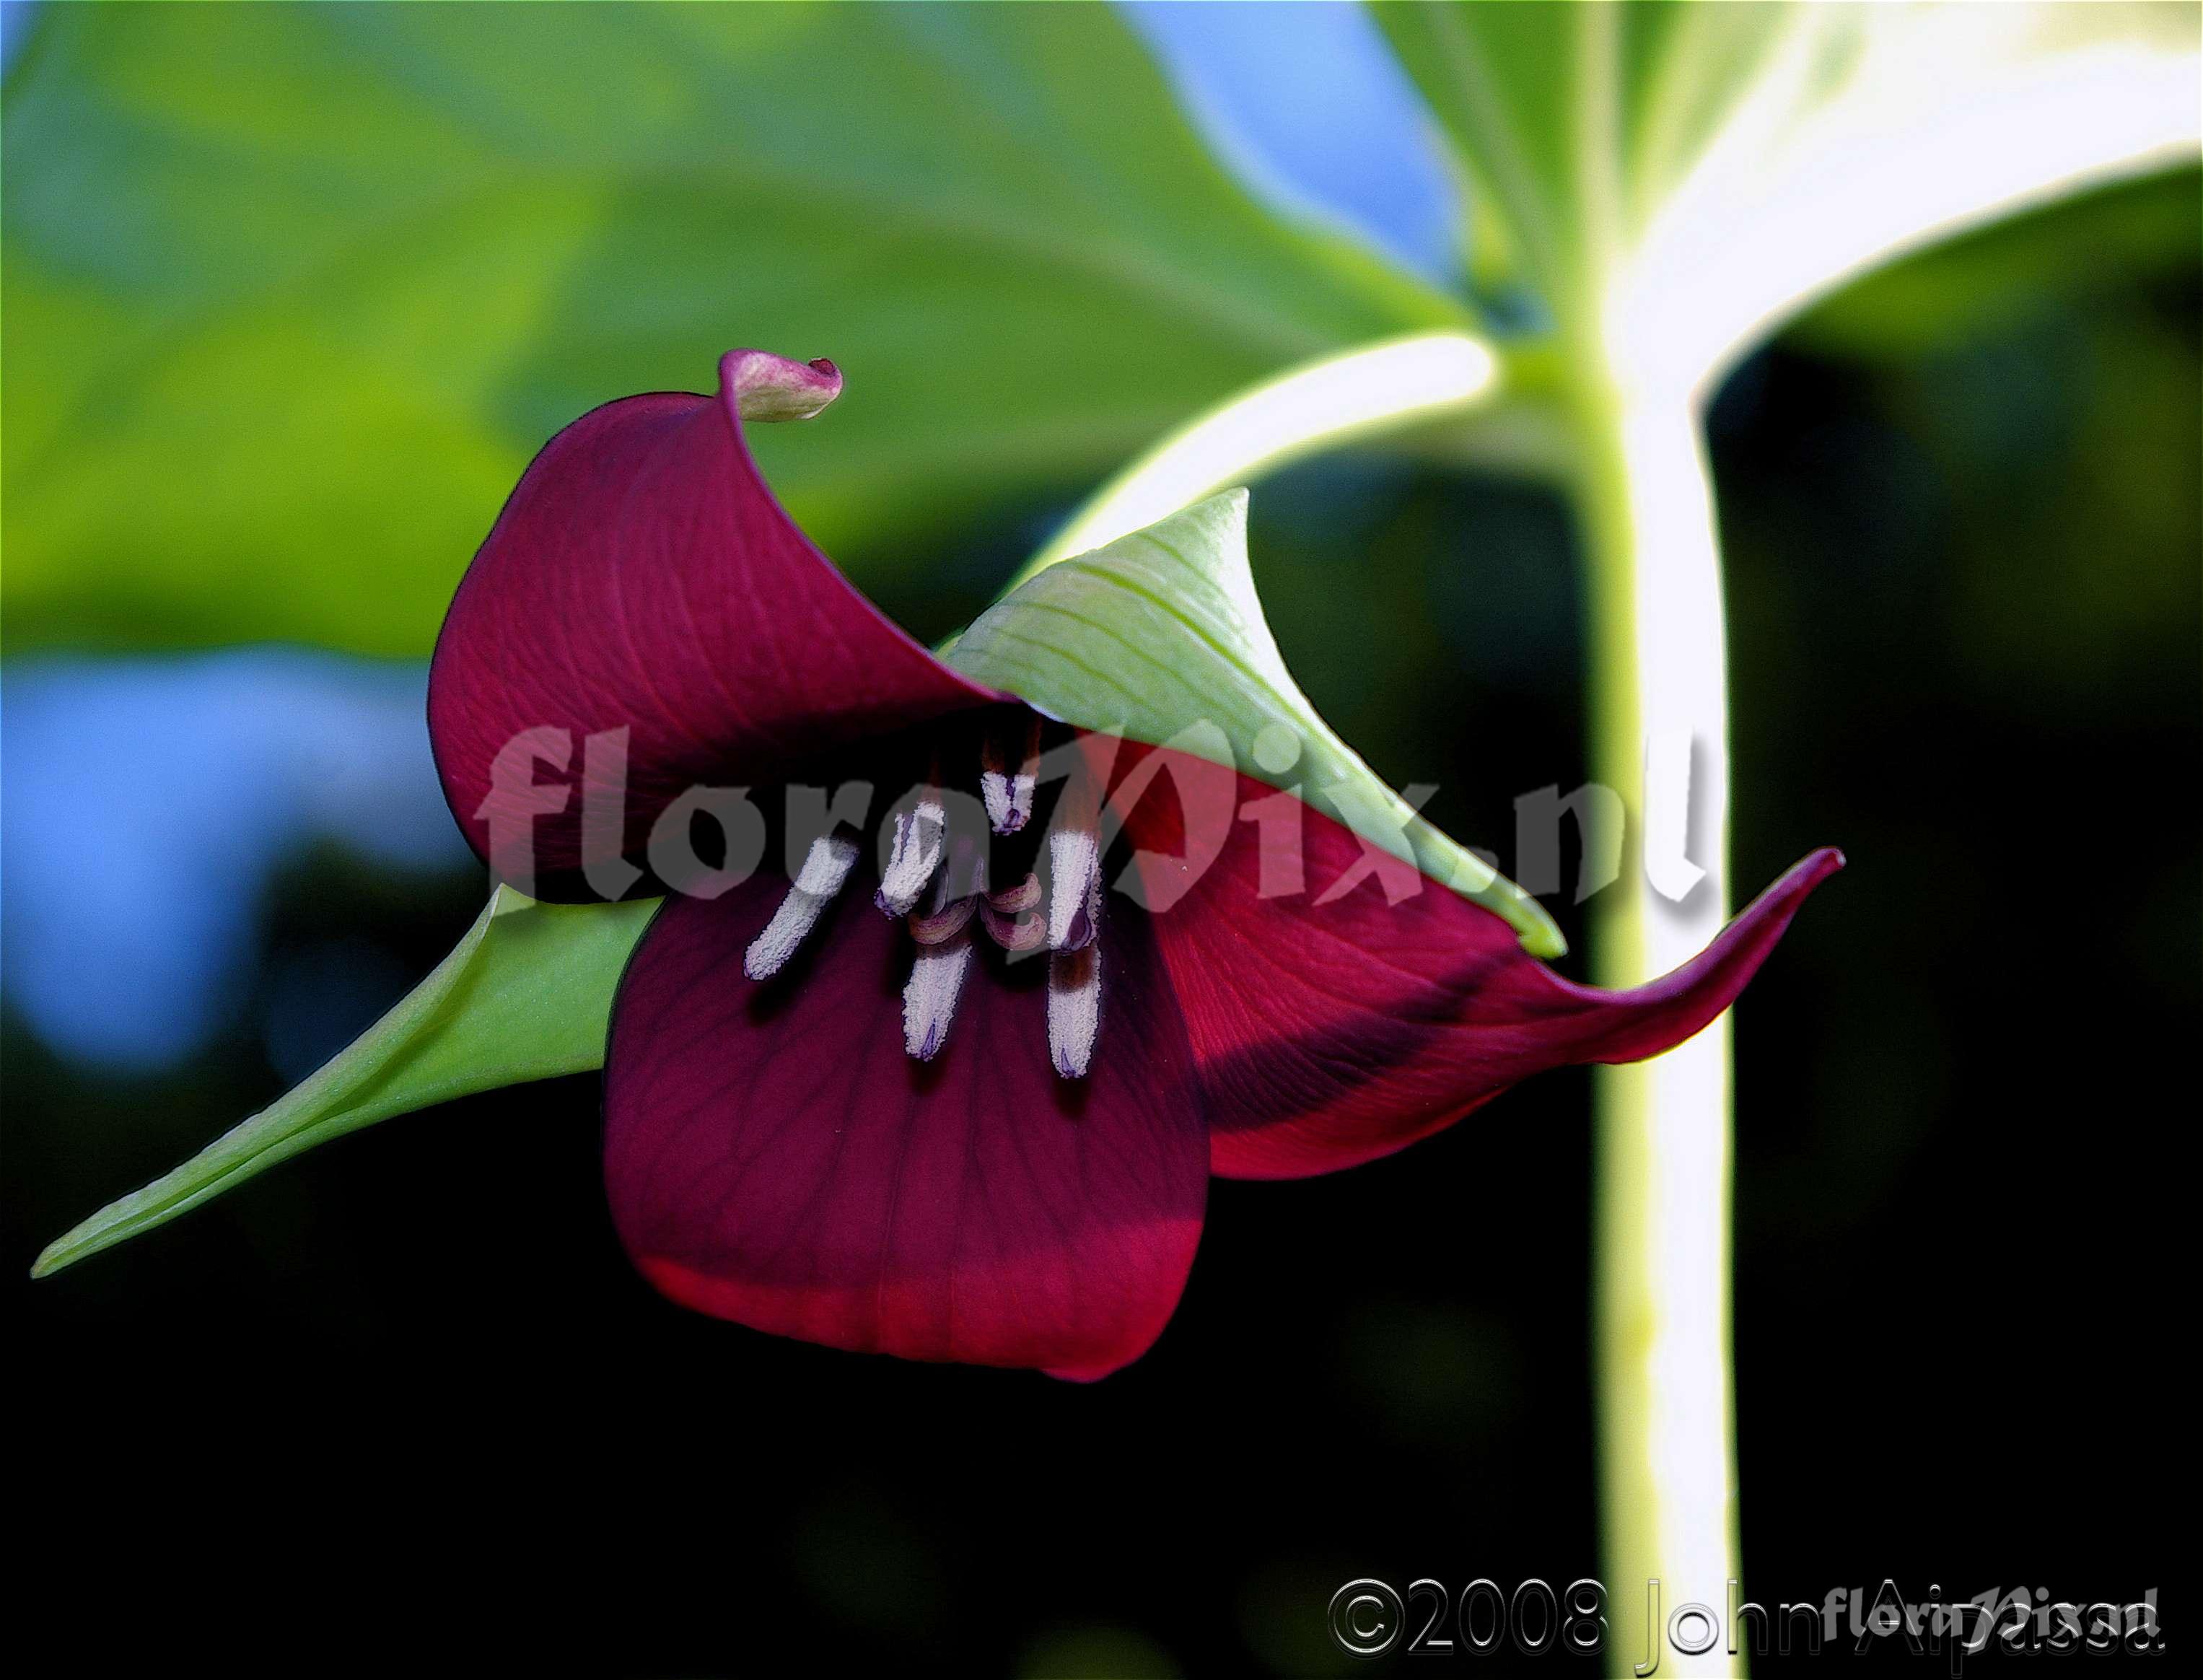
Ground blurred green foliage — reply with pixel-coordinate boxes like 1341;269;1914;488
1380;1;2199;378
1;2;1460;656
9;1;2189;666
1372;1;1792;310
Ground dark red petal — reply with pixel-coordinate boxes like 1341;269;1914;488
603;870;1207;1379
427;350;997;896
1100;743;1841;1180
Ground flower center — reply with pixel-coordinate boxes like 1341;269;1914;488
740;717;1103;1079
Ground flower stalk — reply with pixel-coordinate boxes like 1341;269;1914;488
1574;367;1745;1678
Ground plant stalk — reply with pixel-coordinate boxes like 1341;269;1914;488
1575;369;1743;1678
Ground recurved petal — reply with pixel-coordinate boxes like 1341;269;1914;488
1098;742;1840;1179
428;349;997;897
603;869;1207;1380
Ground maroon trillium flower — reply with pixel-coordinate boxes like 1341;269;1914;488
426;349;1839;1381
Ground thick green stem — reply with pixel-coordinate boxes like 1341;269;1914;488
1576;371;1742;1678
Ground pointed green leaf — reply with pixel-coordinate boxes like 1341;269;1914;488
945;491;1564;958
34;888;656;1278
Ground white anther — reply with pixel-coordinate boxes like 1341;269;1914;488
1047;945;1102;1080
1046;766;1101;951
980;714;1043;835
903;933;974;1062
875;788;947;916
744;833;859;980
979;776;1022;836
1046;826;1100;950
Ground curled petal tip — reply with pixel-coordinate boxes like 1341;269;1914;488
1774;844;1847;901
1159;750;1847;1179
719;348;844;422
1562;844;1845;1067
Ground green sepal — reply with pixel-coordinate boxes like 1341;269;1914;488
945;490;1564;957
34;888;657;1278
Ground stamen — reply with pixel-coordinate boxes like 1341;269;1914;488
1046;766;1101;951
875;783;947;916
986;871;1042;914
1047;945;1102;1080
903;935;973;1062
744;832;859;980
979;900;1047;953
901;832;983;1060
908;895;976;946
980;713;1043;834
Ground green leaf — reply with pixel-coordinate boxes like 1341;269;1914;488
1378;1;2201;389
945;490;1564;958
33;888;655;1278
1;3;1464;657
1370;1;1614;314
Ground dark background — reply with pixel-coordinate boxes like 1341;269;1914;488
8;157;2194;1675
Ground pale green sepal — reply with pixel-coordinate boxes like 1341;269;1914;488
945;490;1565;958
33;887;657;1279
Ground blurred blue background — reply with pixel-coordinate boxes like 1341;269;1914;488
1;652;464;1071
